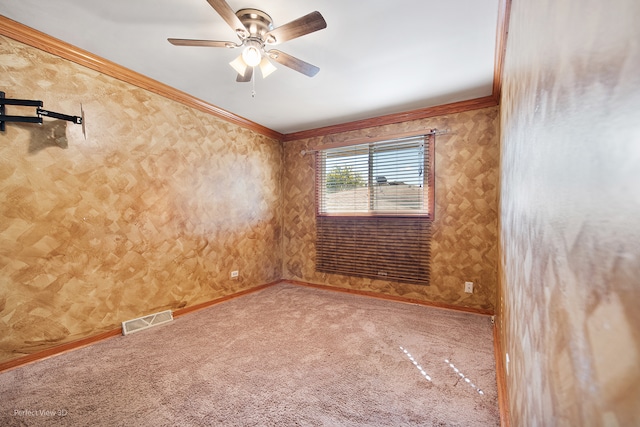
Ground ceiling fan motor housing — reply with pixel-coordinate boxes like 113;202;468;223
236;8;274;41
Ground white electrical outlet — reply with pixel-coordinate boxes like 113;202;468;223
464;281;474;293
230;270;239;279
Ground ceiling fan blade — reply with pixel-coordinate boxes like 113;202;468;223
268;50;319;77
168;38;235;48
236;66;253;83
265;11;327;44
206;0;249;38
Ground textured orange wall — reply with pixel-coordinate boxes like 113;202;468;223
499;0;640;424
282;107;500;312
0;36;282;363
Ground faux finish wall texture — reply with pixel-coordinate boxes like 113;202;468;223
0;36;283;363
282;107;500;312
500;0;640;425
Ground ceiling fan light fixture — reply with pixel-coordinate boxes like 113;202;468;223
230;54;248;76
168;2;326;81
259;57;277;78
242;41;262;67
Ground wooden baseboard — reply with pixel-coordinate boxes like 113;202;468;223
0;279;493;373
172;281;279;318
0;328;122;373
493;319;511;427
0;281;280;373
284;279;495;316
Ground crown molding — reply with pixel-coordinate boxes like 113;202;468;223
282;0;510;141
282;96;499;141
0;15;284;141
1;0;511;143
492;0;512;103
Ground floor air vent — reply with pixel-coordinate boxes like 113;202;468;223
122;310;173;335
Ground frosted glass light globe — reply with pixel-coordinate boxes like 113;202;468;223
242;45;261;67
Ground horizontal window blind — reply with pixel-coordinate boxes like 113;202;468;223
314;133;435;285
316;135;433;216
316;216;431;285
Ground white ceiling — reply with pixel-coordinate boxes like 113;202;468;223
0;0;500;134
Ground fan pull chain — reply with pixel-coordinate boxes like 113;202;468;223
251;68;256;98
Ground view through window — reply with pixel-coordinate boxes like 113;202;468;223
317;135;432;216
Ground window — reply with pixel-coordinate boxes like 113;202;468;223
316;134;434;217
315;133;435;285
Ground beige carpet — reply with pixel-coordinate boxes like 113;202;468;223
0;283;499;426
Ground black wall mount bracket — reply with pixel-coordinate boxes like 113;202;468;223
0;91;83;132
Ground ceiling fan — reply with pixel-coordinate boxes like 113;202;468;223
168;0;327;82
